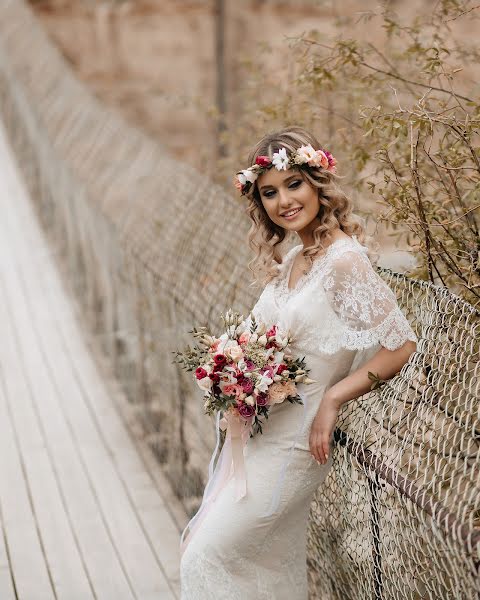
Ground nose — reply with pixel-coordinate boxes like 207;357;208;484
278;187;293;208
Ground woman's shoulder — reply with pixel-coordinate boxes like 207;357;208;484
319;233;371;269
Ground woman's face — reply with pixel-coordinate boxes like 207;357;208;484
256;166;321;235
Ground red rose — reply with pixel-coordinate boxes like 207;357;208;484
255;155;272;167
276;364;287;374
195;367;208;380
236;372;245;383
208;372;220;384
213;353;227;366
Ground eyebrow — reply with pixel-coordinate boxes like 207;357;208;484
259;174;298;191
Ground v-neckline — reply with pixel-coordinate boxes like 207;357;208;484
284;236;358;293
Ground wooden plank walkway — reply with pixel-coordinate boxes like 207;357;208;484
0;121;185;599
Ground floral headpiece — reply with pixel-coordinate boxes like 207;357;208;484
234;144;337;196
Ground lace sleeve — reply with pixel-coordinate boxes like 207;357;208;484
322;249;418;352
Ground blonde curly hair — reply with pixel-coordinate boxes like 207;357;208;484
244;125;372;287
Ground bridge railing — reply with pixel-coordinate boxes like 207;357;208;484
0;2;478;598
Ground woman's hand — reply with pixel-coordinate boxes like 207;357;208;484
309;394;342;464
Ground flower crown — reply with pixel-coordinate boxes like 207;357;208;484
234;144;337;196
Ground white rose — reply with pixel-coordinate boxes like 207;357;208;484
197;377;213;391
257;334;267;346
228;345;244;362
296;144;317;164
241;168;258;183
244;395;255;406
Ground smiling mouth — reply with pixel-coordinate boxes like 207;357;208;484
281;207;303;219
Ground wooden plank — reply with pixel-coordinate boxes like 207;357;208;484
0;126;134;599
0;500;17;600
51;287;184;594
0;239;135;598
0;240;95;597
0;331;55;600
0;124;178;598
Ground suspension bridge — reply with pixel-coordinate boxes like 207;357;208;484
0;1;478;599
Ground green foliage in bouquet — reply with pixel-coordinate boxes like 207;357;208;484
173;310;315;437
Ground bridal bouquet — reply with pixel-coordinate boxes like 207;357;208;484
173;309;315;437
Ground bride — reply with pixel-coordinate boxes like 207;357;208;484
180;125;417;599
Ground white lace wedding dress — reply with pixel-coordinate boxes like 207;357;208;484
180;235;417;599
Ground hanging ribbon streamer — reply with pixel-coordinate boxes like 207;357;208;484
180;390;308;556
180;410;250;556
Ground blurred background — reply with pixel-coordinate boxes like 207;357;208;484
28;0;480;288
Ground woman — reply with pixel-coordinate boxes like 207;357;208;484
180;126;417;599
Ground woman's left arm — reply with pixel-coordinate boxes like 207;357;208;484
308;246;418;465
309;339;417;465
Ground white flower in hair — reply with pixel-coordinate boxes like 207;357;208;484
237;168;258;185
272;147;290;171
295;144;317;165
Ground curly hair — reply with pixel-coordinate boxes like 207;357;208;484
244;125;374;287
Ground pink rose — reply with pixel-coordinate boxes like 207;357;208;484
322;149;337;172
255;155;272;167
268;382;289;405
241;379;254;394
266;325;277;338
307;149;329;169
260;365;275;379
256;392;268;406
238;331;251;345
223;383;243;397
237;402;255;418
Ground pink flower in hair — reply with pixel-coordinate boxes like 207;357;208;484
322;149;337;173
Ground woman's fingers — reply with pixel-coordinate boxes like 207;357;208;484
309;432;320;463
310;430;328;464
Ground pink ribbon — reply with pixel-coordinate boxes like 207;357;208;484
179;391;308;556
180;410;250;557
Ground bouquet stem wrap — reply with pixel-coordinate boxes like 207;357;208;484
180;390;308;557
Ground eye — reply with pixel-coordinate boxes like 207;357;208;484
262;180;302;198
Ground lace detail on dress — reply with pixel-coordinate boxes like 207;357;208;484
272;235;417;354
181;548;245;600
321;245;418;352
273;235;368;305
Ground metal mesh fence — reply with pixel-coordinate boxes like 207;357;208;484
0;2;478;598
